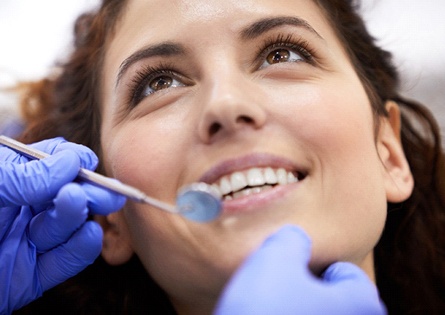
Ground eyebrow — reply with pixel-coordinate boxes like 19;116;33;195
116;16;322;87
240;16;323;40
116;42;186;87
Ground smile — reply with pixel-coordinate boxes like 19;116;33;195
211;167;302;201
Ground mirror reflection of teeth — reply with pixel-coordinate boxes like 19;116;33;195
211;167;301;200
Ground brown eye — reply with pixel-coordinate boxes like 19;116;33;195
149;75;173;91
266;49;291;64
260;47;305;69
139;74;185;99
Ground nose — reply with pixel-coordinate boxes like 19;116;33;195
197;74;267;144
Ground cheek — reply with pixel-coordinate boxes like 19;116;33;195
101;118;185;200
273;77;377;161
271;82;387;264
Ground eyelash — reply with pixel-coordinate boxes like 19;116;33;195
255;33;315;67
128;62;180;106
127;33;316;107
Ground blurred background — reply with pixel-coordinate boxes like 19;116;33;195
0;0;444;143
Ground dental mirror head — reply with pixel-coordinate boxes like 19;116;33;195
176;183;222;222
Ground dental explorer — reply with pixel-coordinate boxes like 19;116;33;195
0;135;222;222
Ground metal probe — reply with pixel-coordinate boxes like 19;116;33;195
0;135;222;222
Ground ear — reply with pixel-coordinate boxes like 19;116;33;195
95;210;134;266
377;100;414;203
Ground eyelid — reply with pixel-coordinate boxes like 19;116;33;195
254;33;316;69
127;62;188;107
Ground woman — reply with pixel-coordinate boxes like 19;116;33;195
14;0;445;314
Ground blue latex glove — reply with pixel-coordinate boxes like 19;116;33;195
0;138;126;314
214;225;387;315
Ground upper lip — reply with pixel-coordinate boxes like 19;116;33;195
199;153;307;184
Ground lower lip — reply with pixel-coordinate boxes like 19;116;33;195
221;180;302;215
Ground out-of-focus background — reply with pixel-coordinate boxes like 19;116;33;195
0;0;444;142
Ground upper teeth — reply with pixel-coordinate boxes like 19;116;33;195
212;167;298;199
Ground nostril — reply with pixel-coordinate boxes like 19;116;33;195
209;122;222;137
236;115;254;124
208;116;255;137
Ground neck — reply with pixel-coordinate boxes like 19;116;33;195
172;293;219;315
360;252;376;283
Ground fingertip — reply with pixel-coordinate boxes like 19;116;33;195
322;262;385;313
56;142;98;170
34;137;98;170
82;182;127;215
43;150;81;182
54;183;88;216
322;261;369;283
30;137;66;154
75;221;104;262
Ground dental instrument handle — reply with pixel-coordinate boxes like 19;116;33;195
0;135;178;214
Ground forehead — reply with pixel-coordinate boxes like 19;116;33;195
122;0;323;19
110;0;334;50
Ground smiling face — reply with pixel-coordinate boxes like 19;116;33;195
99;0;412;312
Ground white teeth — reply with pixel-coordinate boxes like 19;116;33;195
247;168;265;186
219;177;232;195
214;167;300;199
288;172;298;183
230;172;247;192
264;167;277;184
276;168;287;185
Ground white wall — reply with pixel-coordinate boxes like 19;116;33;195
0;0;100;116
0;0;444;140
0;0;99;84
360;0;445;141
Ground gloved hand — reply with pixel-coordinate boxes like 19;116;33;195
214;225;387;315
0;138;126;314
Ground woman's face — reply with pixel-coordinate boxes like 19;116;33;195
99;0;407;310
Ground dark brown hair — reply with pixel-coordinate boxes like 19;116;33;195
15;0;445;314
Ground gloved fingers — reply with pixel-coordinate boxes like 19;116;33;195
323;261;374;285
29;183;88;253
0;146;29;163
322;262;386;314
29;201;53;216
37;220;103;291
28;137;99;170
0;137;96;168
0;150;81;208
26;137;66;154
44;142;98;171
0;206;21;241
1;207;43;315
80;181;127;215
